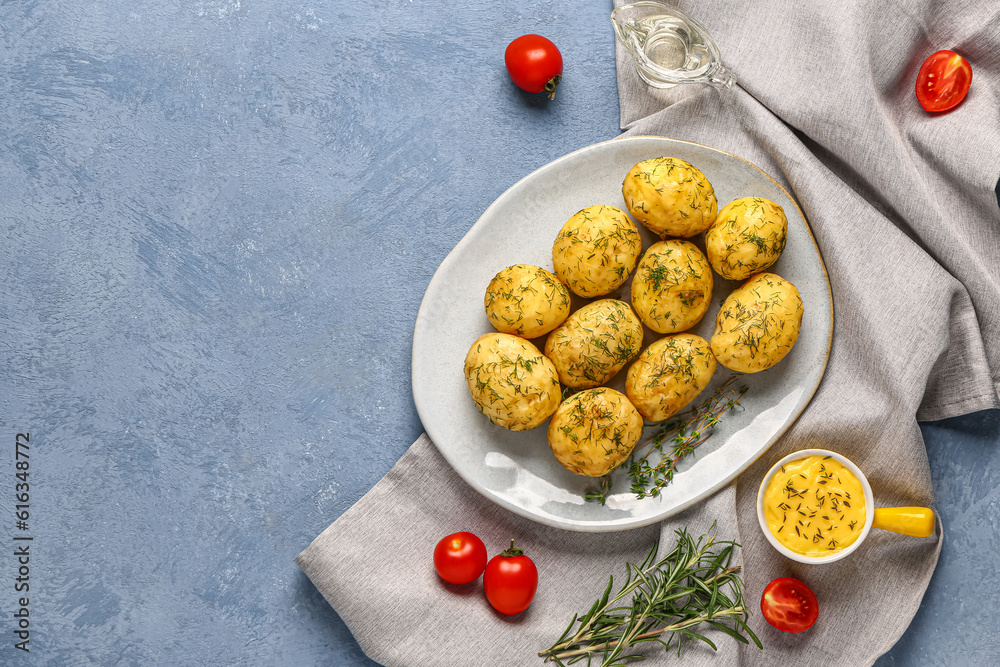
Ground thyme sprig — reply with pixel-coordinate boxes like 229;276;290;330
538;528;761;666
585;379;747;504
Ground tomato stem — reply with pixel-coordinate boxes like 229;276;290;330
544;75;561;100
499;538;525;557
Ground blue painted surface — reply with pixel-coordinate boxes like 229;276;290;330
0;1;996;664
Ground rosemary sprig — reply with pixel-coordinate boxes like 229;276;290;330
586;379;747;505
539;528;761;666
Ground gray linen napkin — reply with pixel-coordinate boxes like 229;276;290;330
297;1;1000;664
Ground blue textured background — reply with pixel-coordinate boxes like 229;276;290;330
1;1;997;664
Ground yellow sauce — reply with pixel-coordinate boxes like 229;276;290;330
763;454;866;557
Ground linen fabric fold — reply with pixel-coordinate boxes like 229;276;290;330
297;1;1000;665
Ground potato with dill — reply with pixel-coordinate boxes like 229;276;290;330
552;204;642;298
705;197;788;281
625;334;717;422
622;157;718;239
484;264;571;339
547;387;644;477
631;240;713;334
464;333;562;431
544;299;643;389
711;272;803;373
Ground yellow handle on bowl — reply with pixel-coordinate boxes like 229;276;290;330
872;507;935;538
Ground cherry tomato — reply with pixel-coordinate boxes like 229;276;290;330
761;577;819;633
433;532;487;585
915;50;972;112
505;34;563;99
483;539;538;615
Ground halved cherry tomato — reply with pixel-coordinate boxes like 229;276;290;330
483;539;538;615
505;34;563;99
761;577;819;633
433;532;487;585
915;50;972;112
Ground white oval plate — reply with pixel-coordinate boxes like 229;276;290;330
412;136;833;532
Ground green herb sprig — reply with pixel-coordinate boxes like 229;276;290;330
539;528;761;666
585;378;747;505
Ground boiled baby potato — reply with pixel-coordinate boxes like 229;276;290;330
484;264;571;339
631;240;713;334
705;197;788;281
544;299;643;389
552;204;643;298
464;333;562;431
710;272;803;373
625;334;716;422
622;157;718;238
547;387;644;477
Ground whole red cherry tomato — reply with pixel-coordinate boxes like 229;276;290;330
915;50;972;112
433;532;487;585
761;577;819;633
505;34;563;99
483;539;538;615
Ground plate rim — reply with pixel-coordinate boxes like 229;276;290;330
412;134;834;532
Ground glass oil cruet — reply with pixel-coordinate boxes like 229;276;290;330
611;1;736;90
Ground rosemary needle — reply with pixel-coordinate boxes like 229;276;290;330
538;528;761;666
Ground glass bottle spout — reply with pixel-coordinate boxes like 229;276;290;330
705;64;736;90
